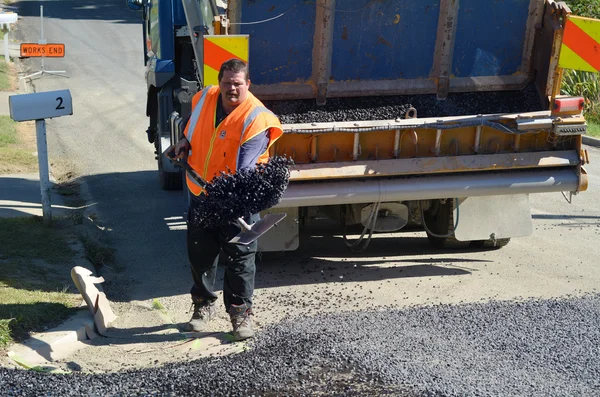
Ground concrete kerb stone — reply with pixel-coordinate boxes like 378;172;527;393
583;135;600;148
6;311;95;370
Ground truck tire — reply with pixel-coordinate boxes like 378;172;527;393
158;161;183;190
470;238;511;249
422;199;469;249
423;199;511;250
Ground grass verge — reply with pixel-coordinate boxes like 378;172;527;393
0;59;11;90
0;115;38;174
0;59;37;173
0;217;82;349
588;121;600;137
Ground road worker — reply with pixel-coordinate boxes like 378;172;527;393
168;59;283;340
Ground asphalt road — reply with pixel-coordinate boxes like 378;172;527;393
6;1;600;395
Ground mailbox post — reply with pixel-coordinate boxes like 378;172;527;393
9;90;73;225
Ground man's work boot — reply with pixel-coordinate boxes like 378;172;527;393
229;303;254;341
186;299;216;332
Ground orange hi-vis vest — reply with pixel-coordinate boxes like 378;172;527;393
183;86;284;196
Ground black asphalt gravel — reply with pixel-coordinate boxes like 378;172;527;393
2;294;599;396
264;85;544;124
190;156;293;228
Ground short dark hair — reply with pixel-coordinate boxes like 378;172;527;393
218;59;249;82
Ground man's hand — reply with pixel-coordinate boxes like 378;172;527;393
166;138;190;160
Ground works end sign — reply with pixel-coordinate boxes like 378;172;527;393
20;43;65;58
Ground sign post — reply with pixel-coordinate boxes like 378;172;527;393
20;5;67;80
9;90;73;225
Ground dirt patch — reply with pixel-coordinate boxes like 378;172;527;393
16;121;36;149
0;60;18;91
6;62;18;92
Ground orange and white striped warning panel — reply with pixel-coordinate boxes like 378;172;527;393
203;35;249;86
558;16;600;73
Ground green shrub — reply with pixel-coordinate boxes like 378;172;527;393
561;2;600;123
562;70;600;121
567;0;600;19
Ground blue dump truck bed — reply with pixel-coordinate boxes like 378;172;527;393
229;0;540;103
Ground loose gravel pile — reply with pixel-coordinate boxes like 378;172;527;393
191;156;293;228
2;295;599;396
264;85;543;124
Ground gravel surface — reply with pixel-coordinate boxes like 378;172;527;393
2;294;599;396
264;85;543;124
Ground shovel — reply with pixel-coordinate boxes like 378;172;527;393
165;150;287;245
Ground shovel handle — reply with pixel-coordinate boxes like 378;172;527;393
165;150;207;188
237;217;253;231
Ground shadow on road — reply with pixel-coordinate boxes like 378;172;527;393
28;169;521;304
9;0;142;24
0;303;80;350
255;259;473;290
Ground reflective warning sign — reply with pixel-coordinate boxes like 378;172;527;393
20;43;65;58
203;35;249;86
559;16;600;72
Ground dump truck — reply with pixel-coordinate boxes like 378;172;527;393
127;0;592;252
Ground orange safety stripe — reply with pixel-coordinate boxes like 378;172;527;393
563;19;600;71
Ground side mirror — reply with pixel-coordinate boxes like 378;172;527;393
126;0;143;11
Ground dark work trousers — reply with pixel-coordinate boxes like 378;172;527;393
186;197;259;312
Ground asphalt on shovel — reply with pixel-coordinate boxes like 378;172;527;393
166;151;287;245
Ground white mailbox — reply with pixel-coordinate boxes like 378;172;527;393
0;12;18;27
8;89;73;225
0;11;18;63
9;89;72;121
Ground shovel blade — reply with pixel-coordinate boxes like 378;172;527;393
230;213;287;245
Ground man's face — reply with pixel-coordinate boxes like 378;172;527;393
219;70;250;108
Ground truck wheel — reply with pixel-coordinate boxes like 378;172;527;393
158;161;183;190
157;142;183;191
423;199;511;250
470;238;511;249
422;199;469;249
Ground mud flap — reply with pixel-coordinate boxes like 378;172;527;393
229;213;288;245
160;136;180;173
258;207;300;251
453;194;533;241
